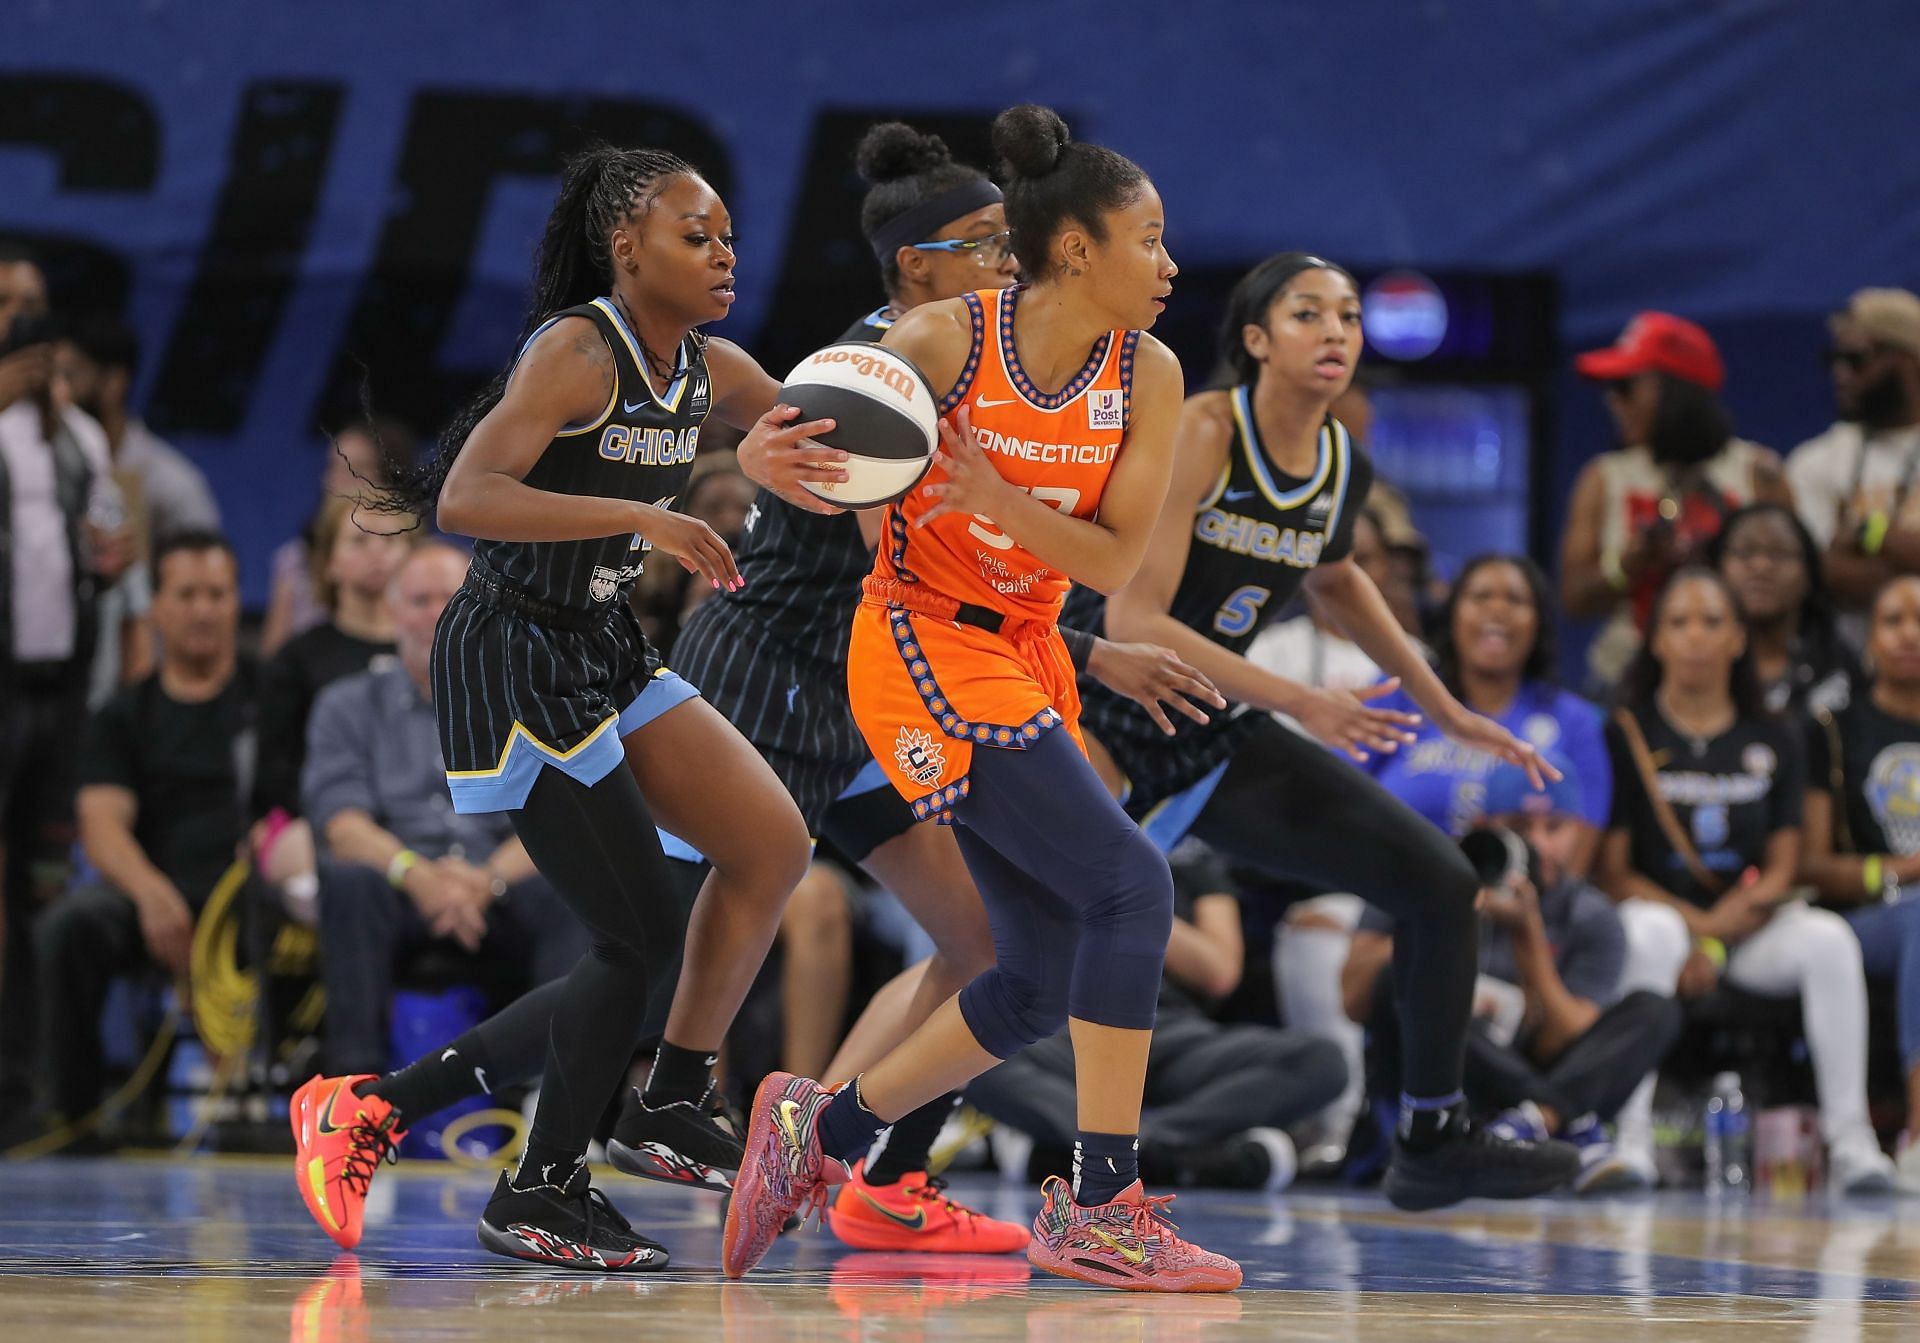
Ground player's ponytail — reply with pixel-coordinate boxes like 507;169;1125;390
365;144;696;522
855;122;1001;299
1218;252;1358;388
991;104;1146;281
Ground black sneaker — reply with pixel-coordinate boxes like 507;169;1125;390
476;1167;668;1271
606;1086;743;1192
1384;1114;1579;1211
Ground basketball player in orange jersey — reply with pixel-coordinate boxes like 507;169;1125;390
725;105;1241;1293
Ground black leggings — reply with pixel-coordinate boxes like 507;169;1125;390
1183;715;1478;1099
453;763;687;1159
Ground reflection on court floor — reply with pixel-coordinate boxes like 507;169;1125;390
2;1158;1916;1340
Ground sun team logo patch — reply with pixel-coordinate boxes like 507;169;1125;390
894;727;946;787
1087;388;1124;431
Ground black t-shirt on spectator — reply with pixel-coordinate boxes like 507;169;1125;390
253;623;395;817
1606;704;1803;909
80;660;258;909
1804;693;1920;859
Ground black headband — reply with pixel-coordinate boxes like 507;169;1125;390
868;179;1005;262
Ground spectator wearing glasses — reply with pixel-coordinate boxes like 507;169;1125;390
1709;502;1860;717
1560;313;1790;693
1785;289;1920;621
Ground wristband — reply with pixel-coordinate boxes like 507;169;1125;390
1696;936;1727;970
1864;854;1885;898
387;848;420;889
1059;624;1095;674
1860;511;1892;556
1601;551;1629;593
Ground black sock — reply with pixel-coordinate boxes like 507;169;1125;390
1398;1093;1467;1152
641;1041;716;1108
511;1143;586;1194
1072;1131;1139;1206
358;1030;496;1123
864;1093;957;1185
817;1077;886;1164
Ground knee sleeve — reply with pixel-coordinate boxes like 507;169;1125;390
1065;828;1173;1030
1618;899;1691;994
959;961;1073;1060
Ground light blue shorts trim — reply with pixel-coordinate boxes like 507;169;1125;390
1137;758;1231;855
446;670;701;815
836;757;892;800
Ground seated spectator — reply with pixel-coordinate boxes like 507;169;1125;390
56;314;221;546
1710;502;1859;716
33;533;253;1136
252;498;417;920
302;542;585;1079
1596;566;1895;1193
1370;553;1610;862
1784;288;1920;622
1345;761;1681;1193
1560;313;1791;692
261;419;410;656
967;841;1345;1191
1799;574;1920;1191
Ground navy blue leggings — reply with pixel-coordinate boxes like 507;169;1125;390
952;729;1174;1057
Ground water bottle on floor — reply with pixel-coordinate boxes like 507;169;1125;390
1703;1071;1750;1191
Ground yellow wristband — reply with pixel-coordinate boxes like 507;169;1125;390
387;848;420;889
1864;854;1885;897
1862;511;1892;556
1696;936;1727;970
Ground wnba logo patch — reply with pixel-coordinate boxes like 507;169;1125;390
1087;388;1124;431
894;727;946;786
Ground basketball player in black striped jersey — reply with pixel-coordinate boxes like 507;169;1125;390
1067;253;1579;1210
288;145;876;1269
667;123;1220;1253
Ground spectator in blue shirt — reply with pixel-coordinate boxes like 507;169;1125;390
303;542;585;1079
1368;554;1611;870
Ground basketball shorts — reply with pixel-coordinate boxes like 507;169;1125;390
846;588;1083;825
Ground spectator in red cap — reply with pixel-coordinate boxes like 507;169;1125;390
1784;288;1920;625
1559;312;1791;692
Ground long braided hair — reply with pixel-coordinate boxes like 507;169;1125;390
368;143;697;519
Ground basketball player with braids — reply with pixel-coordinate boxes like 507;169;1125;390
1065;252;1580;1210
725;106;1242;1292
288;145;861;1269
667;122;1221;1256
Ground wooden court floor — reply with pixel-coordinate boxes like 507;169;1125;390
0;1156;1916;1340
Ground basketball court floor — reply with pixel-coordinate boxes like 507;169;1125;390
2;1158;1916;1339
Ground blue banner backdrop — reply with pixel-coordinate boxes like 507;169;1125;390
5;1;1918;602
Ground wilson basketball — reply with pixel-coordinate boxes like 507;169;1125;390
779;342;940;509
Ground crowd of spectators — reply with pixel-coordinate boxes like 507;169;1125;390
3;229;1920;1197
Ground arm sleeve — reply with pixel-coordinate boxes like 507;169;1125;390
1556;886;1627;1004
301;679;378;839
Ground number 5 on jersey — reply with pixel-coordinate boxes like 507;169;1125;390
1213;584;1271;637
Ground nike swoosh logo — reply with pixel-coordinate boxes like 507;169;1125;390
624;398;647;413
975;396;1015;409
316;1079;359;1137
1090;1227;1147;1265
854;1187;928;1230
776;1099;805;1151
306;1157;342;1230
1224;489;1255;502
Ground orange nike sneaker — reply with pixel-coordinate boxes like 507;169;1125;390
828;1160;1029;1254
1026;1175;1241;1293
292;1074;406;1250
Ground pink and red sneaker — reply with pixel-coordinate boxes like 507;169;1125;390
1026;1175;1242;1293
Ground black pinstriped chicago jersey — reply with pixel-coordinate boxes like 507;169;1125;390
472;297;711;610
1068;389;1373;809
706;307;892;652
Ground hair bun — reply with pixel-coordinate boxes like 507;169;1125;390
856;122;954;185
992;104;1070;179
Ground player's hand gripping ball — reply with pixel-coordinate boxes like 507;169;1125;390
779;342;939;509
